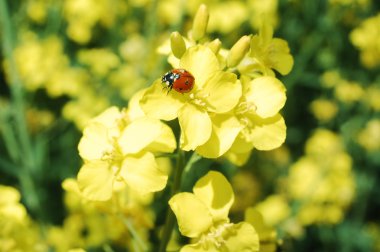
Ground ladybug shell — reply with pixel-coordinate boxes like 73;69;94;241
170;69;195;93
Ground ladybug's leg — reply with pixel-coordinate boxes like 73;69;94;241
166;84;173;95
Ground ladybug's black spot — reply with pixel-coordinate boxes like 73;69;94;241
185;80;189;85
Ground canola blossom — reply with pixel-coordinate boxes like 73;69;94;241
169;171;259;251
77;106;176;201
1;1;377;252
141;45;242;155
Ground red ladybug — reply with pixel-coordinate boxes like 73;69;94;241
161;69;195;94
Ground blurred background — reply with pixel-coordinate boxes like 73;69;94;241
0;0;380;251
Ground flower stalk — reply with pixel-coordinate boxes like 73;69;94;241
158;147;185;252
0;0;42;217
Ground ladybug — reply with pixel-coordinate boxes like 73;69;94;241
161;69;195;94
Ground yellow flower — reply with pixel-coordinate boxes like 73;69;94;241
140;45;242;155
169;171;259;251
287;129;355;225
207;1;248;34
53;178;153;251
77;106;176;201
364;85;380;111
245;208;278;252
78;48;120;77
309;98;338;122
357;119;380;151
62;89;109;129
350;13;380;68
254;194;290;227
248;0;279;30
64;0;127;44
0;186;46;252
0;185;27;222
225;76;287;165
27;0;48;23
334;80;364;103
239;22;294;76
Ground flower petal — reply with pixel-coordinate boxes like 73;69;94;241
180;45;220;88
120;152;167;194
146;122;177;153
229;134;254;153
202;72;242;113
77;161;114;201
181;245;215;252
140;80;185;121
196;114;241;158
118;117;162;155
127;88;147;120
178;103;212;151
245;76;286;118
78;123;113;161
193;171;234;222
224;149;251;166
270;39;294;75
169;192;213;238
249;114;286;151
91;106;121;129
224;222;260;252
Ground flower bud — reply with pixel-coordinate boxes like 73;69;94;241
207;38;222;54
227;35;251;68
170;32;186;59
192;4;209;41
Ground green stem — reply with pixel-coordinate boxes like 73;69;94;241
121;216;147;252
0;0;33;163
0;109;20;162
0;0;41;217
158;148;185;252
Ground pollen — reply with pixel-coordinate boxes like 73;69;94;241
235;101;257;115
189;92;208;107
198;222;234;249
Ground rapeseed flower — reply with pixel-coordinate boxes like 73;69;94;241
10;32;85;97
64;0;127;44
224;76;287;165
357;119;380;151
309;98;338;122
140;45;242;155
77;106;176;201
169;171;259;251
143;5;291;160
48;178;153;251
289;129;355;225
0;186;45;252
77;48;120;77
248;0;279;29
245;208;278;252
350;13;380;68
62;89;109;129
239;22;293;76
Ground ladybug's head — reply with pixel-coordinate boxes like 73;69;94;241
162;71;179;88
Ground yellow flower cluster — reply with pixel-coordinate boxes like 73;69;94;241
288;129;355;225
70;4;293;250
1;2;295;250
253;129;355;237
140;5;293;164
0;185;46;252
350;13;380;68
64;0;127;44
48;178;154;251
310;70;380;124
77;106;176;201
169;171;260;251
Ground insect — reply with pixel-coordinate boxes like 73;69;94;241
161;69;195;94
